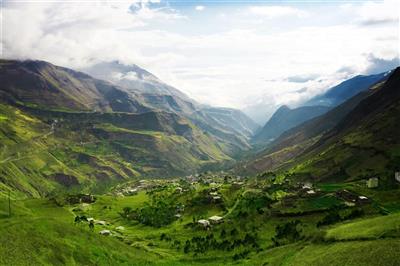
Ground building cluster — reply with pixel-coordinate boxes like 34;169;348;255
197;215;224;229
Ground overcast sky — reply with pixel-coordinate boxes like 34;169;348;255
2;0;399;122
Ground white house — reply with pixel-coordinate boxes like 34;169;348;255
208;215;223;224
95;220;106;226
198;219;210;228
99;230;111;236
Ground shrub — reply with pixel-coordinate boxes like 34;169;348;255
272;220;302;246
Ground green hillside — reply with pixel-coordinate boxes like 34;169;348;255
1;173;399;265
0;103;231;198
287;68;400;183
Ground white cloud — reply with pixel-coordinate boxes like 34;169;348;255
249;6;308;18
195;6;205;11
1;0;398;123
356;0;399;25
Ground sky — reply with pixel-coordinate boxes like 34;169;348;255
1;0;400;123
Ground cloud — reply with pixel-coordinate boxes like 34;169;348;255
344;0;400;26
364;54;400;74
360;18;398;26
249;6;307;18
1;1;398;124
195;6;205;11
286;74;318;83
123;71;140;81
2;1;185;68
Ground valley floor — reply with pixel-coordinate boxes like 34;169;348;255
1;175;399;266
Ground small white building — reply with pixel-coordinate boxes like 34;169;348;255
198;219;210;228
212;196;222;203
99;230;111;236
302;182;313;190
95;220;106;226
126;188;138;195
306;189;316;195
208;215;223;224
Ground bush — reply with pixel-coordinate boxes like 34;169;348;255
272;220;302;246
317;211;341;227
120;193;178;227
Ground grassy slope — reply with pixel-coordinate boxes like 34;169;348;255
0;103;139;198
257;239;400;266
325;212;400;240
0;103;230;198
0;178;399;265
0;199;156;266
289;96;400;183
237;210;400;266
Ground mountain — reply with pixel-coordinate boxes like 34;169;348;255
0;59;151;113
83;61;197;115
83;61;190;98
306;71;389;107
239;73;391;174
285;67;400;182
0;59;234;196
197;107;259;139
83;61;259;153
243;101;278;126
251;105;331;145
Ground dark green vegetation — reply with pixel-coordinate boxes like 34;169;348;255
0;60;399;265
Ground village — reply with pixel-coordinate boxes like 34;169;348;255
64;170;400;255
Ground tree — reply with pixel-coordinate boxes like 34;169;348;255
183;240;191;253
272;220;302;246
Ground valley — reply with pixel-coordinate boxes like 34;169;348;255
1;171;399;265
0;60;399;266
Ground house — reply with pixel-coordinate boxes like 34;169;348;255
358;196;369;203
367;177;379;188
99;230;111;236
212;196;222;203
208;215;223;224
302;182;313;190
395;172;400;183
306;189;316;195
232;181;244;188
126;188;138;195
198;219;210;228
95;220;106;226
115;226;125;231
